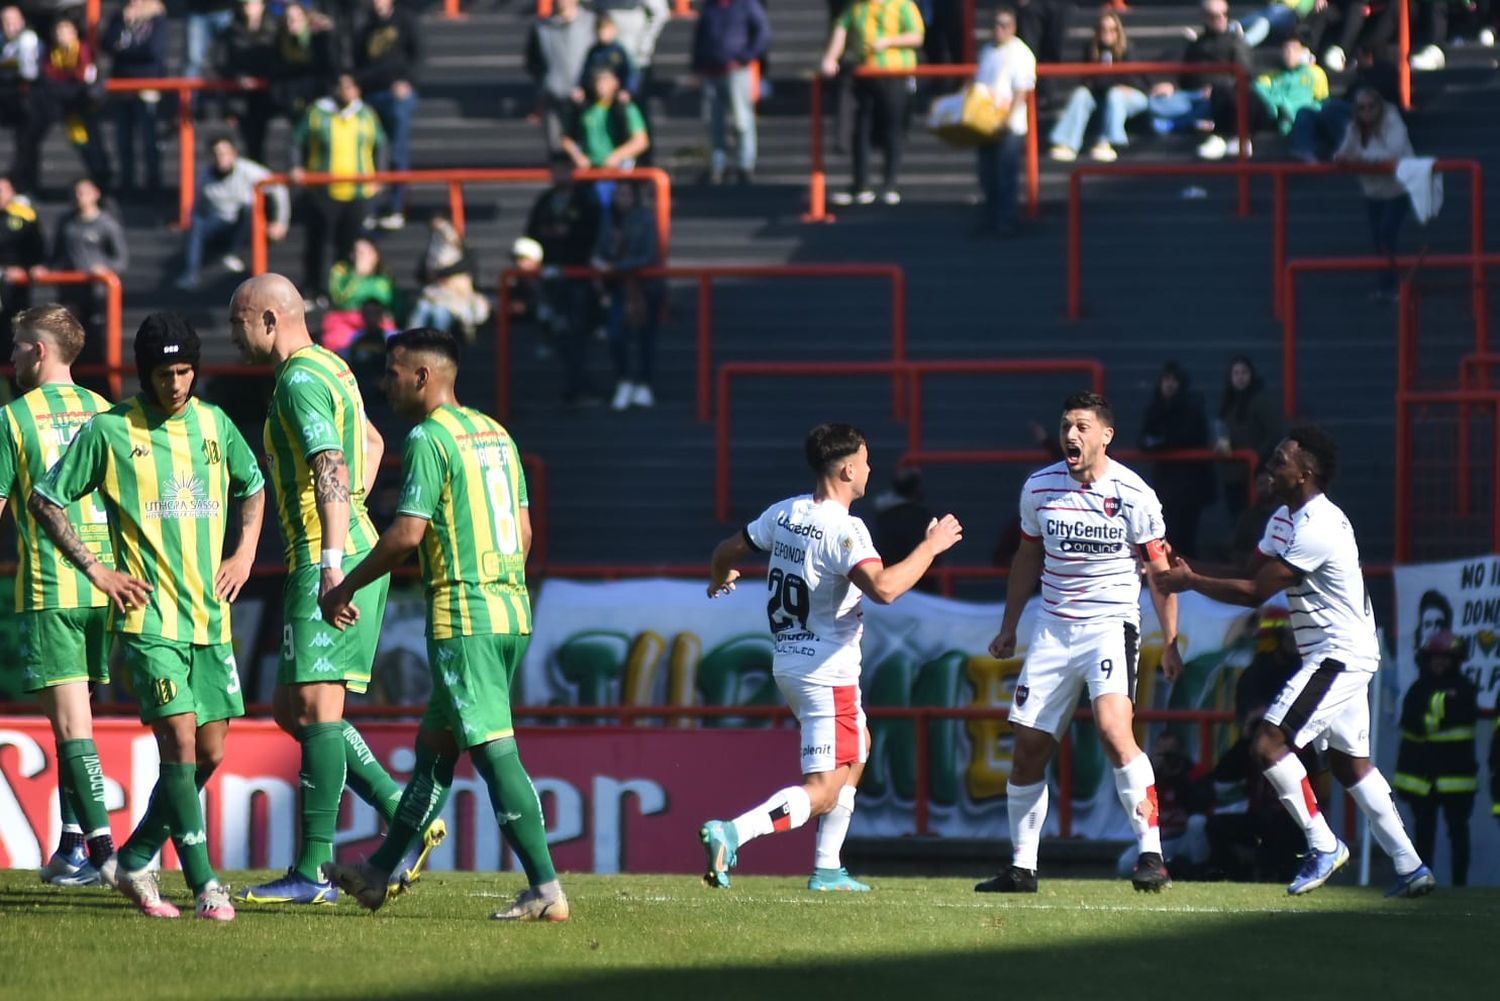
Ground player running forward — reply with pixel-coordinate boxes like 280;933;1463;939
1155;426;1436;898
0;305;117;887
229;274;445;906
321;327;567;922
976;393;1184;895
699;423;964;892
30;314;266;920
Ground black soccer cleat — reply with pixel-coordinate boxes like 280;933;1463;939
1131;852;1172;892
974;866;1038;894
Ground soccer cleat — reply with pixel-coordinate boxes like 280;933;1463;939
1385;864;1437;899
490;887;570;922
323;860;392;912
51;860;102;887
699;820;738;889
974;866;1038;894
39;845;91;885
1130;852;1172;892
195;882;236;921
1286;840;1350;895
389;817;449;899
234;868;339;905
100;855;181;918
808;866;871;892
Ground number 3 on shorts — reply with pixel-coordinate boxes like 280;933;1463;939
1099;658;1113;679
224;654;241;695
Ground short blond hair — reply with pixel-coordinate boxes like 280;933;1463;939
14;304;86;365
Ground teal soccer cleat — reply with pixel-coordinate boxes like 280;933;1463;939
699;820;738;889
808;867;871;892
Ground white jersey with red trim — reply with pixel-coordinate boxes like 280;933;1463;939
1257;493;1379;669
744;494;882;685
1019;459;1165;624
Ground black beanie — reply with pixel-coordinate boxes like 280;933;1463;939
134;312;202;404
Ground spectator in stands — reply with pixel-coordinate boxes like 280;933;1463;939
1226;465;1277;563
1014;0;1074;105
0;5;41;193
1115;731;1211;879
561;65;650;177
270;3;336;130
1233;0;1330;49
582;12;639;98
101;0;167;196
38;15;112;190
38;176;123;360
873;466;938;589
1333;87;1411;301
1215;356;1281;522
591;180;663;410
1140;361;1214;558
1410;0;1452;70
820;0;925;207
526;154;604;407
693;0;771;185
176;134;289;289
355;0;421;231
1148;0;1251;138
973;7;1033;237
1198;34;1327;160
185;0;236;82
410;213;491;342
526;0;596;155
1321;0;1386;71
594;0;670;151
924;0;966;65
323;236;397;354
1047;10;1147;163
0;174;44;350
291;72;386;301
216;0;277;162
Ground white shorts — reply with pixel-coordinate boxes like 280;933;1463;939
776;675;869;775
1262;656;1374;757
1009;617;1140;741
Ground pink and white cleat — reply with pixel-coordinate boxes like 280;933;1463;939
195;882;236;921
100;854;181;918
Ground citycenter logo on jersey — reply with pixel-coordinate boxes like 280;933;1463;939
776;513;824;540
146;475;221;520
1046;518;1125;541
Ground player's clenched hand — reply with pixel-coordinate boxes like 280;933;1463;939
321;567;360;624
87;565;153;615
319;581;358;630
214;553;253;602
1160;640;1185;682
707;568;740;599
925;514;964;555
988;629;1017;660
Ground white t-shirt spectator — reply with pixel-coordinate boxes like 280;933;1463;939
975;36;1036;135
1335;103;1412;200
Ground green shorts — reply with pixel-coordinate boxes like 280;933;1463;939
422;632;529;749
278;558;391;695
122;635;246;725
18;606;112;692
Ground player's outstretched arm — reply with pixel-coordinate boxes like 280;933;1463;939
1155;553;1299;609
1142;547;1184;682
362;421;384;497
319;513;426;628
215;487;266;602
27;493;152;613
707;530;752;598
989;536;1042;659
850;514;963;606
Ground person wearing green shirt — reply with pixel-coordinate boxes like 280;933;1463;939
321;326;566;923
561;65;650;170
31;313;266;921
0;304;115;888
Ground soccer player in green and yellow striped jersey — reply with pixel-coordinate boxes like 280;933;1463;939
31;313;265;921
229;273;441;906
0;305;116;886
321;327;567;923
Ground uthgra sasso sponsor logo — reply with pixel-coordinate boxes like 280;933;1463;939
146;475;221;520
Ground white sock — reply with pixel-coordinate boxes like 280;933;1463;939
1263;754;1338;852
1348;769;1423;875
1113;752;1163;856
813;786;857;870
62;823;83;835
1007;780;1048;871
730;785;812;847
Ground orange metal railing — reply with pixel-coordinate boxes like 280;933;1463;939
3;271;123;398
537;0;693;15
1397;0;1412;110
251;167;671;276
495;263;906;423
714;359;1106;521
1394;386;1500;562
1070;159;1485;321
806;62;1250;224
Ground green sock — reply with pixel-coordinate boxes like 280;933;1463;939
159;761;215;893
341;721;404;824
472;737;556;886
369;739;450;874
119;764;213;872
56;766;84;854
58;738;110;836
294;722;347;882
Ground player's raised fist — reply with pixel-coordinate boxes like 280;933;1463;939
926;513;964;554
988;629;1016;660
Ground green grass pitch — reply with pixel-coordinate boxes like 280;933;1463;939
4;870;1497;1000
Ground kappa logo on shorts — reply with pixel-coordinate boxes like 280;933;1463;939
1014;684;1029;707
153;679;178;706
309;632;336;649
312;657;336;673
1103;496;1121;518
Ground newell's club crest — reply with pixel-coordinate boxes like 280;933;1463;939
1014;685;1029;707
1103;496;1121;518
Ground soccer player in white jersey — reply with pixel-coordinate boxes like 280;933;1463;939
977;393;1184;894
1157;426;1436;897
698;423;964;891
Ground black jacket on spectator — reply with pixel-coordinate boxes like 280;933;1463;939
1218;368;1281;492
217;9;278;79
1179;28;1251;92
272;24;337;116
355;8;422;94
1080;40;1147;99
526;182;600;267
101;10;169;78
1141;366;1215;557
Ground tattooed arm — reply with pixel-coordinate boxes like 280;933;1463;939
28;492;152;613
310;448;354;601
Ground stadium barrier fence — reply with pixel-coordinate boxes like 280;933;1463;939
0;271;123;398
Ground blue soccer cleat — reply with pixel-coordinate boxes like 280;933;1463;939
234;868;339;905
808;866;871;892
1286;840;1350;895
41;845;101;886
1385;863;1437;899
700;820;738;889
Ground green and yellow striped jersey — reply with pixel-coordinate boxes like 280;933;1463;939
0;383;113;612
292;98;386;202
838;0;925;70
35;395;265;644
264;344;379;569
396;405;531;639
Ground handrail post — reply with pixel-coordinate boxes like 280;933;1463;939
805;74;830;222
913;712;930;835
1272;171;1286;318
177;84;196;230
715;366;732;521
1066;171;1082;319
251;185;268;275
102;272;122;399
963;0;976;64
444;0;461;17
696;273;713;422
1398;0;1412;110
1234;68;1250;217
496;271;514;422
1282;264;1298;418
448;181;465;235
891;267;907;419
1025;88;1040;219
86;0;100;49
